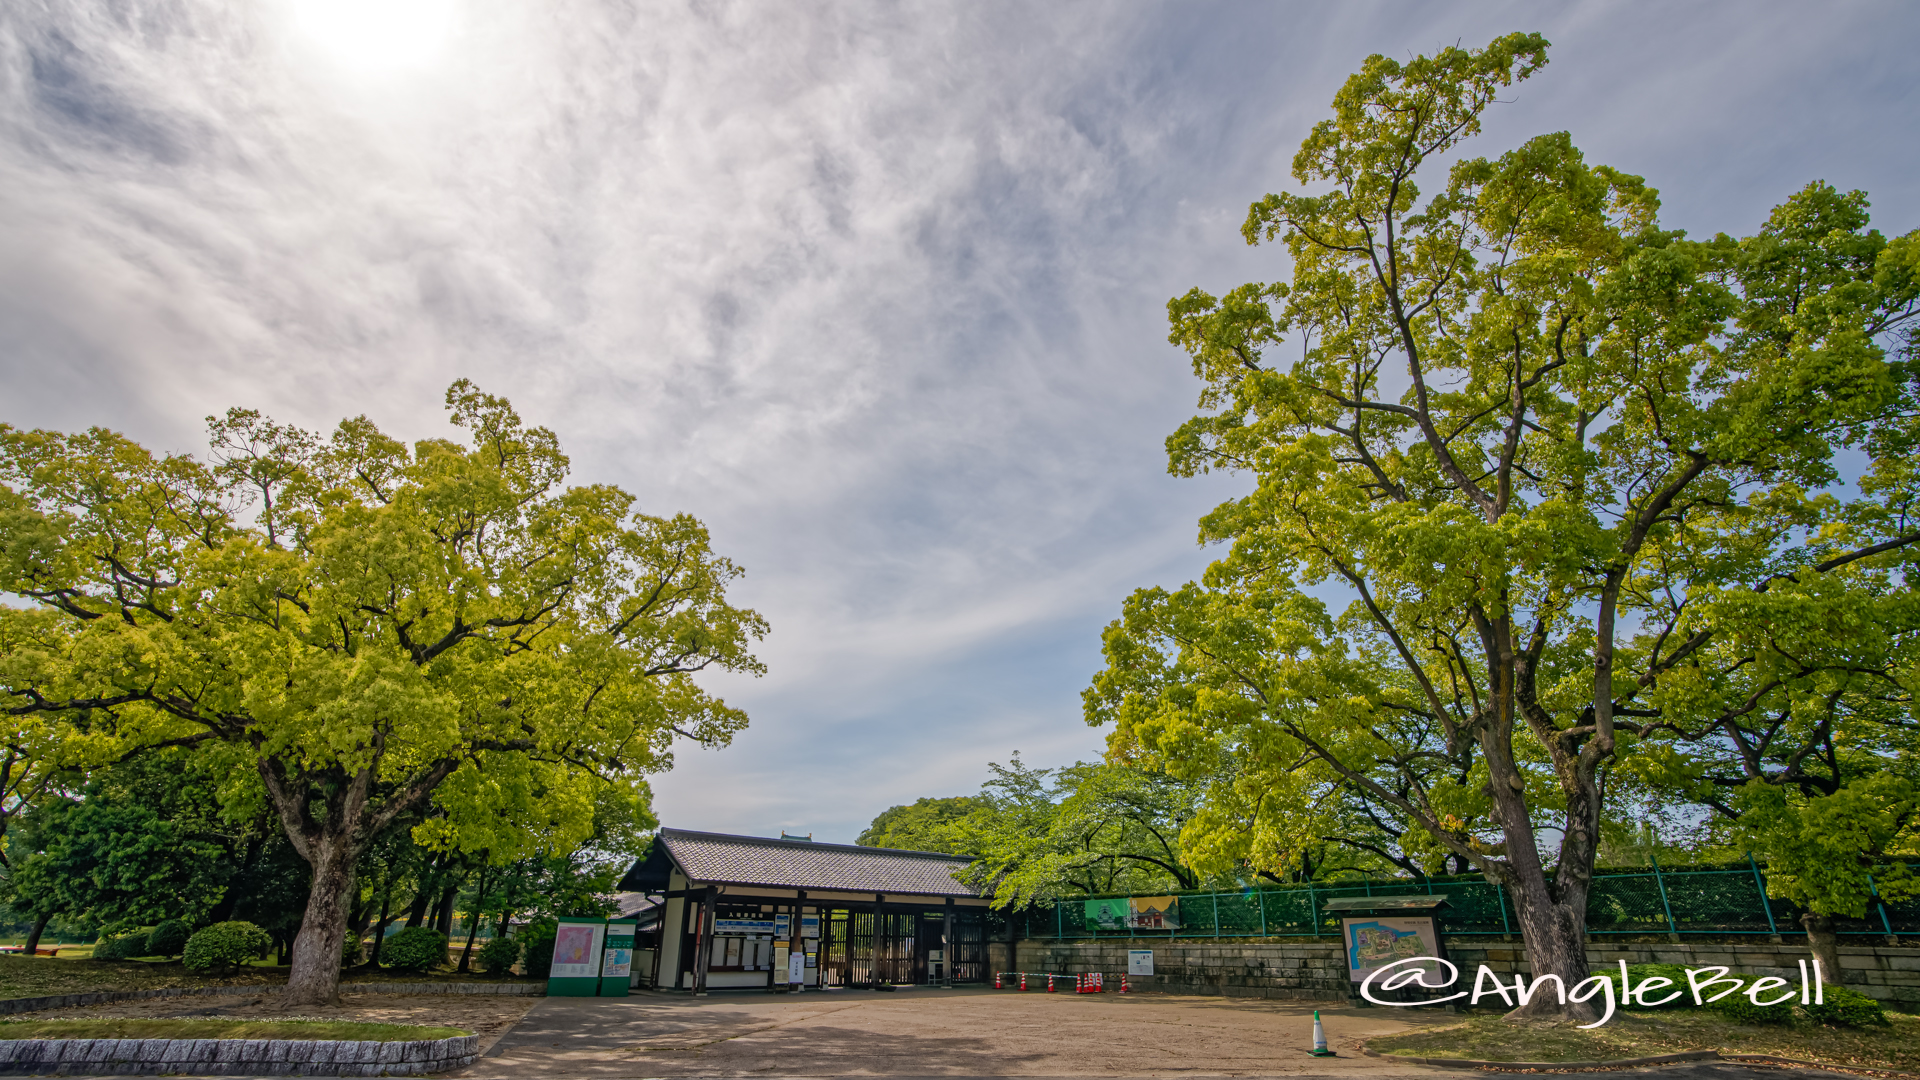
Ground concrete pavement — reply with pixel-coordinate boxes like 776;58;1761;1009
445;986;1862;1078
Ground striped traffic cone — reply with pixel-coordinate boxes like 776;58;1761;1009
1019;972;1028;991
1119;973;1130;993
994;972;1003;989
1046;974;1058;992
1309;1010;1333;1057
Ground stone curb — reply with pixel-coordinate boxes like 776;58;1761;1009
0;1033;481;1075
0;982;544;1016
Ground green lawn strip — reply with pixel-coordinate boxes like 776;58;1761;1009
0;1019;468;1042
0;956;280;1001
1367;1008;1920;1072
0;955;539;1001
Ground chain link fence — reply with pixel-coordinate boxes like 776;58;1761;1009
1016;860;1920;940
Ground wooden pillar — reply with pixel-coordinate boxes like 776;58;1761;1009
943;899;955;988
692;888;715;995
792;891;807;991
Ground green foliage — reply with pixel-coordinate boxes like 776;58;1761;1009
181;921;272;975
477;934;522;976
1614;964;1695;1009
1085;29;1920;1000
857;797;991;851
1710;991;1797;1026
518;918;556;979
144;920;190;959
0;382;764;994
380;927;448;973
921;757;1208;904
91;934;149;961
5;784;231;933
1804;985;1890;1028
342;935;362;967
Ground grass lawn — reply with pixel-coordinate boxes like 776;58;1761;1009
1367;1007;1920;1072
0;1018;468;1041
0;954;540;1002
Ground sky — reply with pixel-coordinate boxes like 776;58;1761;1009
2;1;1917;845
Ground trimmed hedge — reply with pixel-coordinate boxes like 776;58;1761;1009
182;921;272;975
93;934;149;961
146;919;191;958
381;927;449;973
478;934;522;976
1805;985;1890;1028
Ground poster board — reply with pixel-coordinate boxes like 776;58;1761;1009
600;921;635;997
1127;949;1154;976
548;918;607;997
1341;916;1441;983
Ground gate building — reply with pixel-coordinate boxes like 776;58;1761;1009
618;828;990;992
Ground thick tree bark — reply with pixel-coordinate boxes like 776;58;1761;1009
1803;912;1841;987
22;912;50;957
284;830;355;1005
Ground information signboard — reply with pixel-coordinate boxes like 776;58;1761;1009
1341;916;1442;983
1127;949;1154;976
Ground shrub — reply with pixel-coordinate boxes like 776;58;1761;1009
381;927;449;973
182;921;273;975
478;934;522;976
1615;963;1696;1010
93;933;149;961
518;919;557;980
145;920;191;958
1804;985;1889;1028
343;934;364;967
1710;988;1797;1025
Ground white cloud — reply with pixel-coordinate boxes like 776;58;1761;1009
2;0;1916;843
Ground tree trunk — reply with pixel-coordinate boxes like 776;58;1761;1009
433;879;460;937
366;880;394;970
22;912;50;957
458;865;489;972
283;831;355;1006
1803;912;1841;988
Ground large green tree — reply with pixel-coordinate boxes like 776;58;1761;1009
0;383;764;1003
1086;34;1920;1019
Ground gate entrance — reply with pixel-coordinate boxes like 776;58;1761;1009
818;906;984;987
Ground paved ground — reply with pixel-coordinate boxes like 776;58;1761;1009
444;987;1872;1078
33;991;538;1049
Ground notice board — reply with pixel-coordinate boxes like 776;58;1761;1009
1340;916;1441;982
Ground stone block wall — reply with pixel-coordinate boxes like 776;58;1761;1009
1011;937;1920;1008
0;1034;479;1076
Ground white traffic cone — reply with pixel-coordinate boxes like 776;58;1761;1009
1309;1010;1334;1057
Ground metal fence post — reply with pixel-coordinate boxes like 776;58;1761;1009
1870;874;1898;943
1747;853;1780;941
1496;881;1511;938
1650;851;1680;941
1258;889;1267;937
1212;893;1221;937
1056;903;1063;940
1307;882;1317;936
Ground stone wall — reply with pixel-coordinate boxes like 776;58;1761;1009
1011;937;1920;1008
0;1034;479;1076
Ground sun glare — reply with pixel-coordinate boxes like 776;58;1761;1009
291;0;456;73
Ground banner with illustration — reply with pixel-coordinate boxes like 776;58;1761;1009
1084;896;1182;931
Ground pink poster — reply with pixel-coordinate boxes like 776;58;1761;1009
553;924;598;974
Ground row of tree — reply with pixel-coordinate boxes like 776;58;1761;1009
871;32;1920;1026
0;382;764;1002
0;743;639;970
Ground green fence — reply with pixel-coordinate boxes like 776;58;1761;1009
1019;861;1920;940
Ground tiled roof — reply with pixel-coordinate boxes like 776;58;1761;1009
631;828;978;897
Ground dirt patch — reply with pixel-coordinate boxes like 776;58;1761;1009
31;993;537;1055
